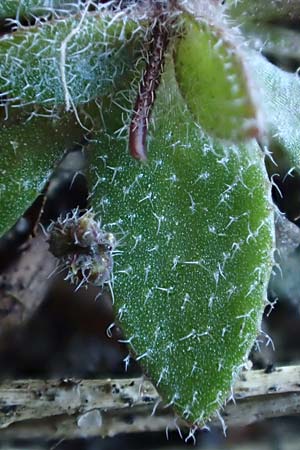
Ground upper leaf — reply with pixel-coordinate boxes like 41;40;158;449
0;0;81;19
0;12;143;109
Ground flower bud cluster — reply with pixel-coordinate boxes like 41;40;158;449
48;208;116;289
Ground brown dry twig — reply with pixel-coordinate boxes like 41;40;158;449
0;365;300;439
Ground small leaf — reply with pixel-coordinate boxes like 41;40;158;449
247;51;300;174
227;0;300;24
173;13;262;141
86;58;274;425
240;23;300;69
0;109;85;237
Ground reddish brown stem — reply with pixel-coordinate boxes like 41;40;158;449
129;17;170;161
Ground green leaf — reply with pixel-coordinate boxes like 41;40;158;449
246;52;300;175
0;110;85;237
226;0;300;24
86;58;274;425
0;13;143;108
173;14;262;142
240;23;300;65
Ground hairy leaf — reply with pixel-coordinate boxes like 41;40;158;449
87;58;274;425
0;0;81;19
0;13;143;108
